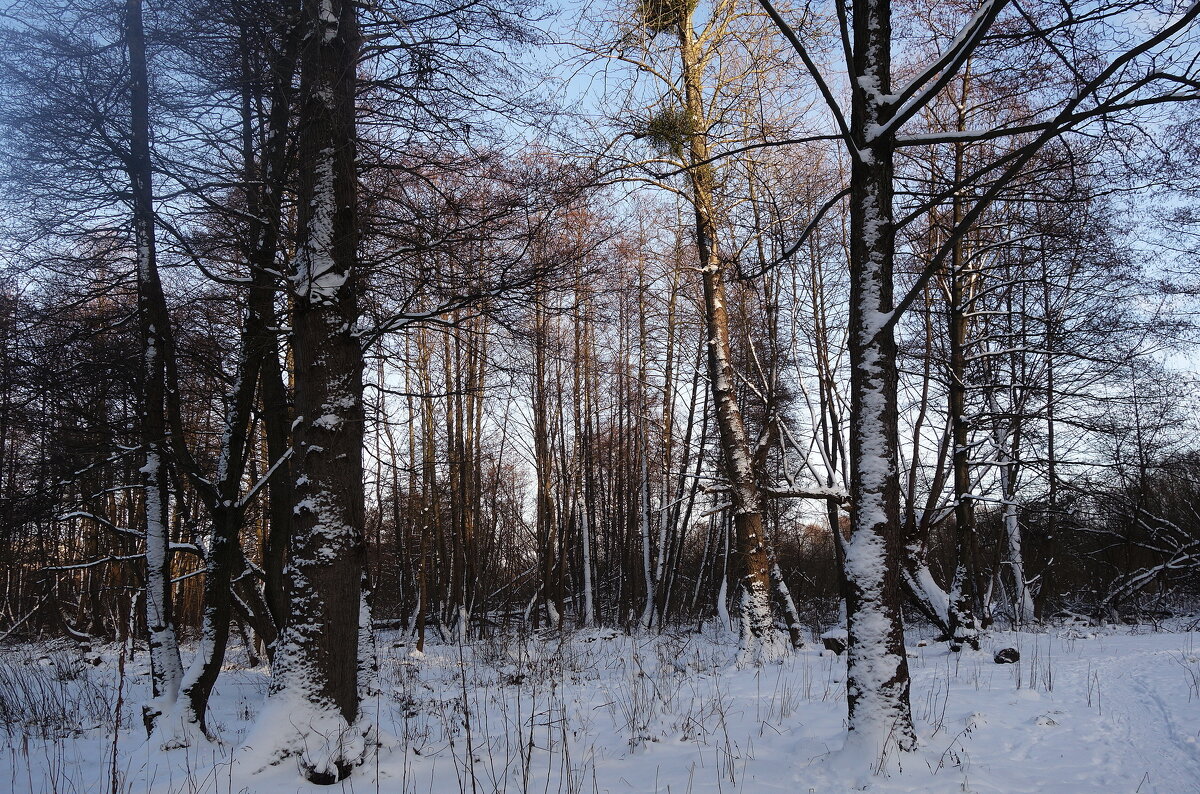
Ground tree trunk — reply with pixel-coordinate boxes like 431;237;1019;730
843;0;917;757
945;132;980;652
171;14;300;740
573;279;596;628
253;9;301;633
249;0;370;782
126;0;183;735
678;15;783;667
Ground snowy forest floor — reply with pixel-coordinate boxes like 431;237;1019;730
2;618;1199;793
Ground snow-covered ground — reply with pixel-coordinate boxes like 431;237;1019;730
2;618;1198;792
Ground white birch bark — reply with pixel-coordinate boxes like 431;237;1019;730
998;450;1034;623
140;447;183;728
580;479;595;628
639;452;656;630
986;388;1035;624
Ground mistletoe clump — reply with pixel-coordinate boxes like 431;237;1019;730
638;0;697;35
642;104;694;158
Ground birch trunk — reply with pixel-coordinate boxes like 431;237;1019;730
999;447;1034;623
639;451;656;630
532;297;561;630
574;281;596;628
986;387;1035;624
945;129;980;652
125;0;183;735
676;12;784;667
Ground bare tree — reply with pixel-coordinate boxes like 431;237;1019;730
756;0;1200;762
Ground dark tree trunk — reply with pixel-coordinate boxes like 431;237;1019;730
252;0;369;782
172;9;302;738
843;0;917;756
251;5;302;634
125;0;183;735
946;174;981;651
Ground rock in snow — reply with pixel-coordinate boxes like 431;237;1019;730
994;647;1020;664
821;628;847;655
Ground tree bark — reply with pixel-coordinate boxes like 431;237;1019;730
125;0;184;735
946;127;981;652
677;13;783;666
843;0;917;756
251;0;371;782
173;11;300;739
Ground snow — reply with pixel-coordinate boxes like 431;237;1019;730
292;149;344;304
312;413;342;430
3;620;1199;791
319;0;339;43
241;679;368;779
913;563;951;625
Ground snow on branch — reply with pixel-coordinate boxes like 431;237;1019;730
876;0;1012;139
56;511;141;540
237;447;295;510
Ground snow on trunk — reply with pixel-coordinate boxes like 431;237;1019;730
580;480;595;628
245;0;372;783
358;580;381;704
841;0;917;762
842;318;916;761
716;517;732;632
903;546;950;629
771;561;806;648
705;267;788;667
639;452;656;630
126;0;182;734
668;17;786;665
